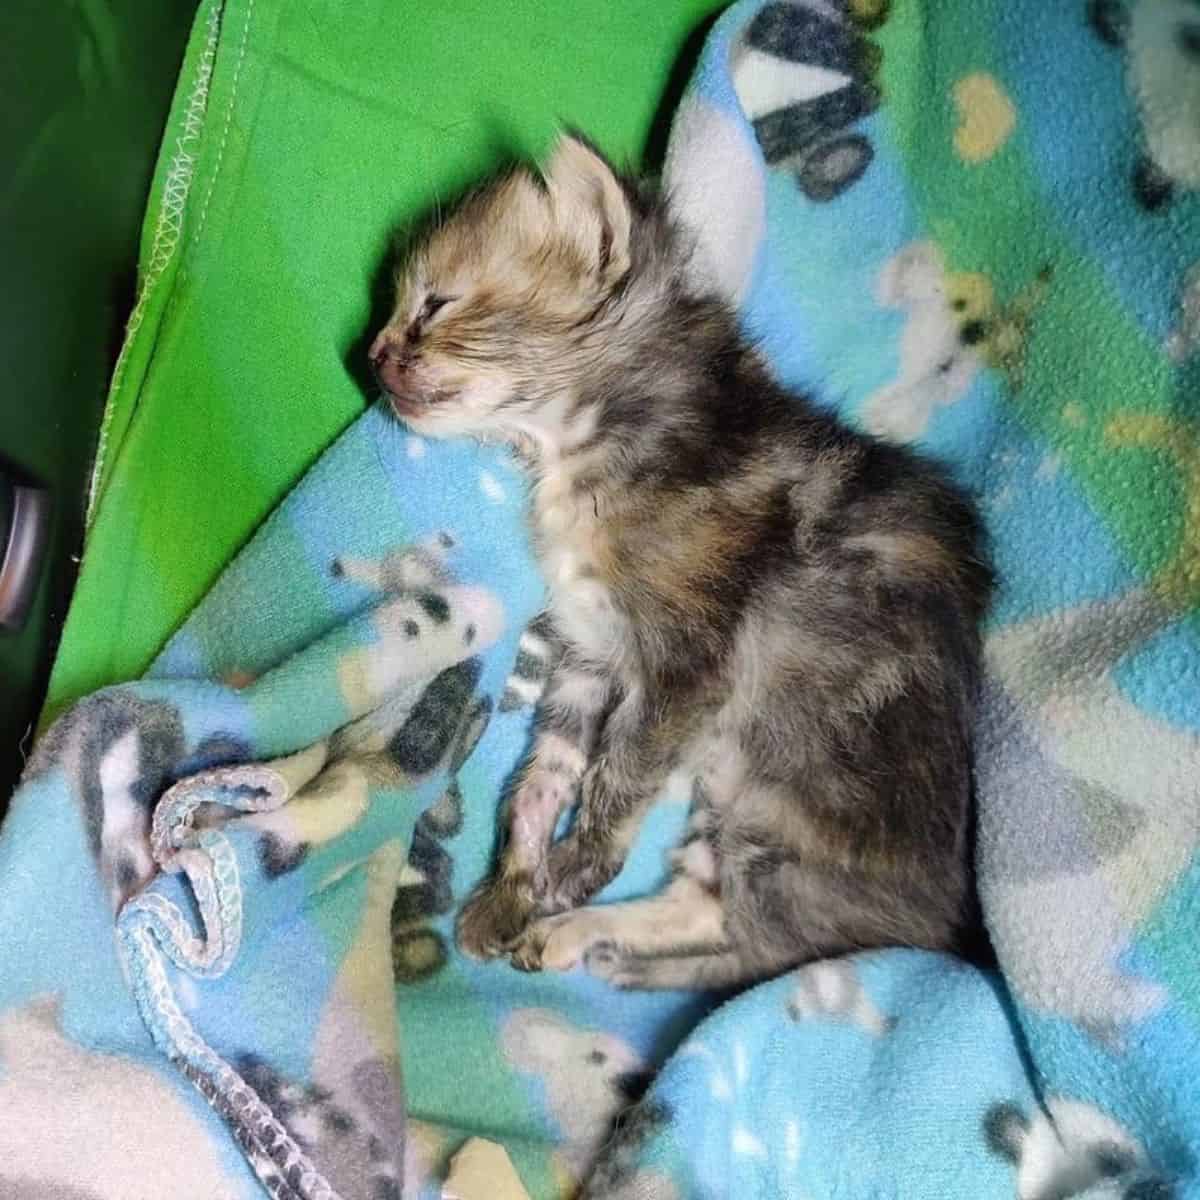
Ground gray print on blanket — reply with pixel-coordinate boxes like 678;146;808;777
983;1097;1174;1200
387;655;493;983
23;692;249;909
734;0;890;202
228;1055;404;1200
582;1097;676;1200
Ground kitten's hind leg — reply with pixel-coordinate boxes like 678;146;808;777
510;874;726;974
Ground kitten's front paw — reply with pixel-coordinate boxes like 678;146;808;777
507;916;555;973
455;874;538;960
582;941;643;989
509;912;601;973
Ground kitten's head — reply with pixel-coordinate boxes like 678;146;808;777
369;133;666;446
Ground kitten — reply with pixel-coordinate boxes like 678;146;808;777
368;133;993;990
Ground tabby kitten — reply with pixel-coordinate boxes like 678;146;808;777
368;133;993;989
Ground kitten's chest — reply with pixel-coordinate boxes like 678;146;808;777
532;470;628;665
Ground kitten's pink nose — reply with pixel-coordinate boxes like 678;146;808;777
369;333;412;397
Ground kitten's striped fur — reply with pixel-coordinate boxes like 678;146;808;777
369;133;993;989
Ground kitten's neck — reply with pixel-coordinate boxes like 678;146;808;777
500;389;604;477
506;290;774;491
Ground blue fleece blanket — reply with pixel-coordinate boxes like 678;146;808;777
2;2;1198;1199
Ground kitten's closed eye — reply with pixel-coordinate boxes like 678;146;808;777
421;294;455;321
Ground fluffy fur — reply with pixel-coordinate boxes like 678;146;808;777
368;133;993;989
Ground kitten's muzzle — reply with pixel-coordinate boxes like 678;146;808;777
369;335;424;415
369;337;411;390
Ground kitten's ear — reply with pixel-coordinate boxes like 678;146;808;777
544;132;632;285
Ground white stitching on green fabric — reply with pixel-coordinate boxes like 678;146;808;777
86;0;226;523
192;0;258;251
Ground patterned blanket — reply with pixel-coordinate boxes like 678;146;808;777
2;2;1198;1199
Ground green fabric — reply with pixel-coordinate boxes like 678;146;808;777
45;0;722;721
